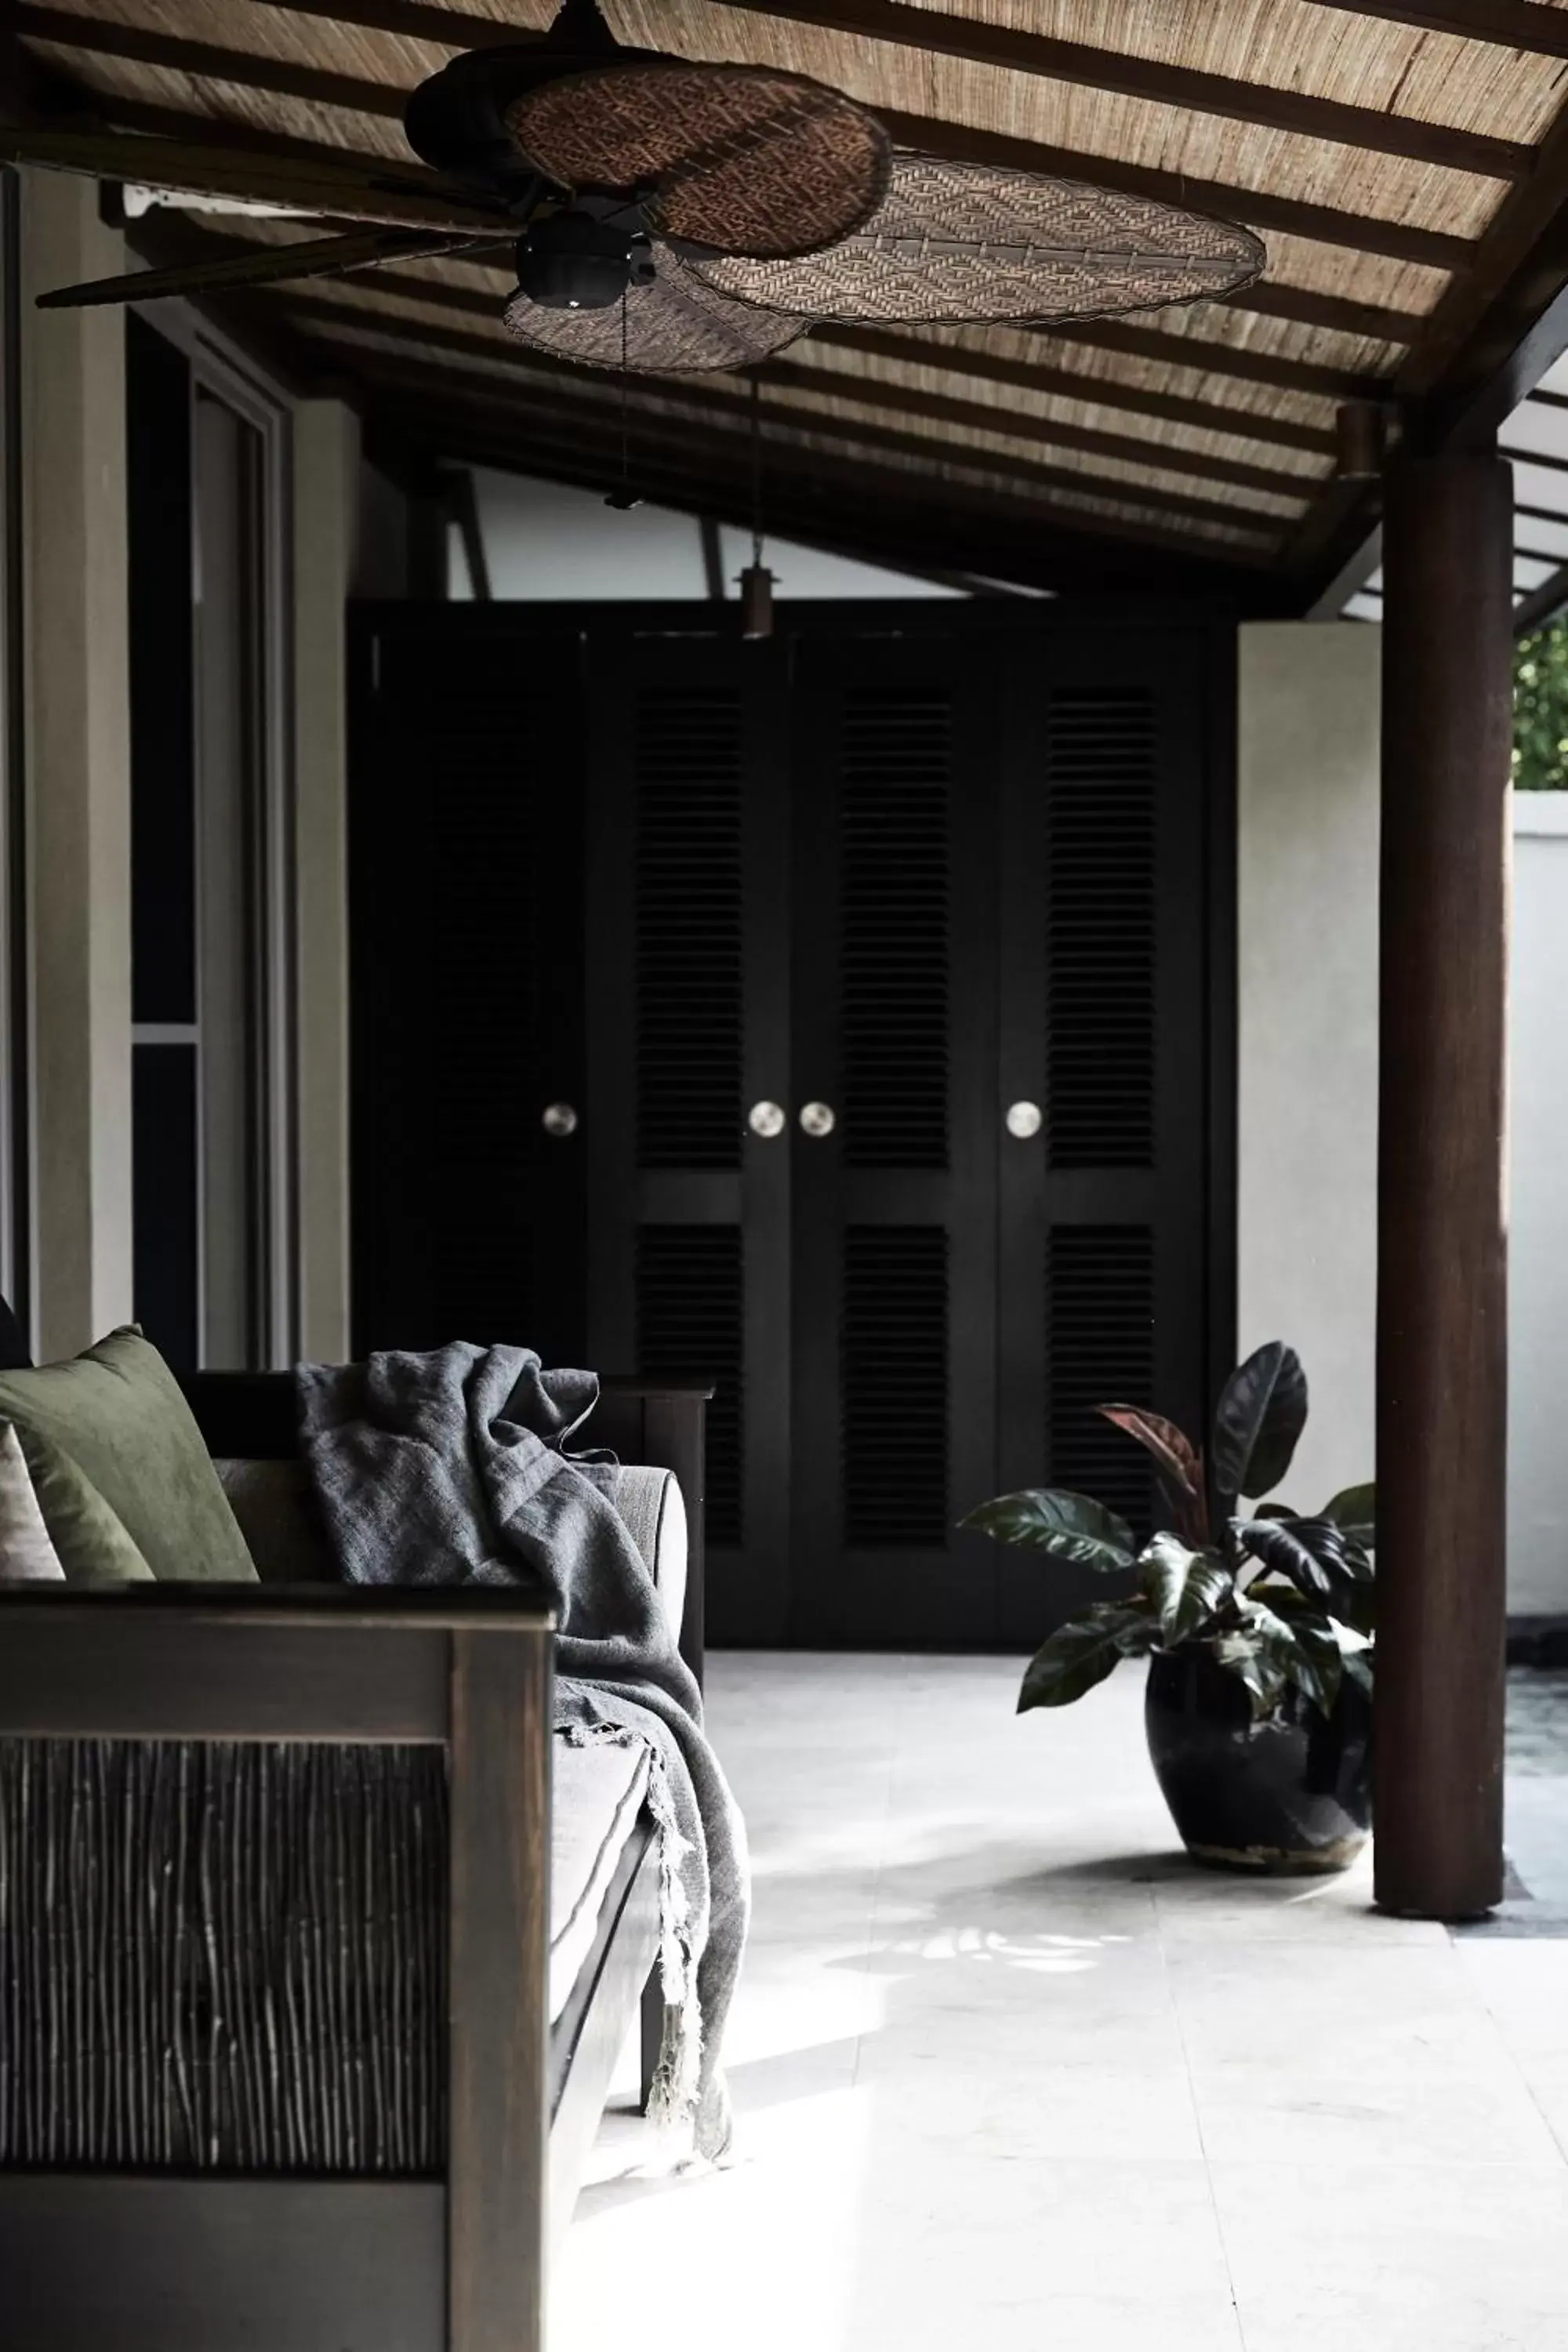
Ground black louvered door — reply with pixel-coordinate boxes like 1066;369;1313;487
993;626;1213;1643
350;613;588;1361
788;637;1003;1643
353;604;1227;1649
583;634;795;1635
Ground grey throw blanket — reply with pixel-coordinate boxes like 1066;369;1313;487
295;1342;749;2161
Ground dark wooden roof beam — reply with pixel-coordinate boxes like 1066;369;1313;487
125;211;1385;425
1396;74;1568;444
20;9;1479;276
1032;316;1388;402
16;7;408;118
1316;0;1568;60
719;0;1531;177
817;324;1340;453
1239;281;1426;345
38;0;1526;176
1512;560;1568;633
278;288;1301;531
762;351;1320;495
349;354;1288;596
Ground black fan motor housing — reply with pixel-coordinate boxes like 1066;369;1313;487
515;210;655;310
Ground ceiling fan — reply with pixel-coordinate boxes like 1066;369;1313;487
2;0;1264;372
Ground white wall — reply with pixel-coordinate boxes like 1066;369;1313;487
1240;627;1568;1617
463;467;963;601
20;169;135;1359
1510;795;1568;1616
1237;622;1381;1514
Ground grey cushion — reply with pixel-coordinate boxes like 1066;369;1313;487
550;1736;651;2021
615;1464;688;1650
216;1459;686;1633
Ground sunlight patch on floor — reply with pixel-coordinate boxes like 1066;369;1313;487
552;1656;1568;2352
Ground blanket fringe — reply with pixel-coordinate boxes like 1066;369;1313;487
557;1719;705;2151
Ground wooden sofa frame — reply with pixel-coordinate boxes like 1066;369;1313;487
0;1377;709;2352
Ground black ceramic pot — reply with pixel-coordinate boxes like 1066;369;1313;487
1145;1646;1371;1875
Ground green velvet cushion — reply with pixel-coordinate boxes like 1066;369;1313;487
10;1421;154;1584
0;1328;256;1584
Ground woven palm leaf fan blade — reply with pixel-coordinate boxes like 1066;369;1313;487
690;156;1265;328
0;125;502;235
503;57;891;261
31;226;514;314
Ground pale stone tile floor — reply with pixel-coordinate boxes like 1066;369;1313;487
553;1657;1568;2352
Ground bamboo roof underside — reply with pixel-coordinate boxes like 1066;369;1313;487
13;0;1568;602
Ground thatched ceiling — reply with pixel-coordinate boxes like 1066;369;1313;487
10;0;1568;605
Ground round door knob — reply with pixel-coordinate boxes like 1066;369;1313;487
541;1102;579;1139
748;1100;786;1139
1005;1101;1043;1140
799;1101;837;1139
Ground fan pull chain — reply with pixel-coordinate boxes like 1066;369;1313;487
741;377;774;640
604;291;642;510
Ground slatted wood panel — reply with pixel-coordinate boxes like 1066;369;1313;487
634;689;745;1173
840;688;952;1171
841;1225;950;1548
1046;688;1159;1171
0;1740;447;2174
634;1225;744;1548
1046;1226;1157;1531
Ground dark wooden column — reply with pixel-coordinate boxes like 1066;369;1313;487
1374;444;1512;1920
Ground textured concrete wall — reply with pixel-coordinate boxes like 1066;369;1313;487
21;170;133;1360
1237;622;1381;1517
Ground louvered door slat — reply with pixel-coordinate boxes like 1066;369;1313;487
1047;1226;1156;1531
635;690;744;1171
1046;688;1158;1170
636;1226;744;1548
842;1227;949;1548
426;646;553;1340
841;689;952;1171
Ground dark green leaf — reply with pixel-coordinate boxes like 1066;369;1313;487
961;1488;1135;1573
1341;1644;1374;1699
1097;1406;1207;1543
1018;1605;1153;1711
1334;1577;1377;1638
1231;1514;1370;1598
1283;1613;1344;1716
1211;1341;1308;1501
1139;1533;1232;1642
1321;1481;1376;1547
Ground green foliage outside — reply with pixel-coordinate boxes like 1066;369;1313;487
1515;622;1568;789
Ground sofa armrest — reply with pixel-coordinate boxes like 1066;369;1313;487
595;1382;710;1688
0;1579;556;2351
181;1371;712;1688
0;1581;554;1743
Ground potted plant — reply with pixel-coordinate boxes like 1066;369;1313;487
963;1342;1376;1875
